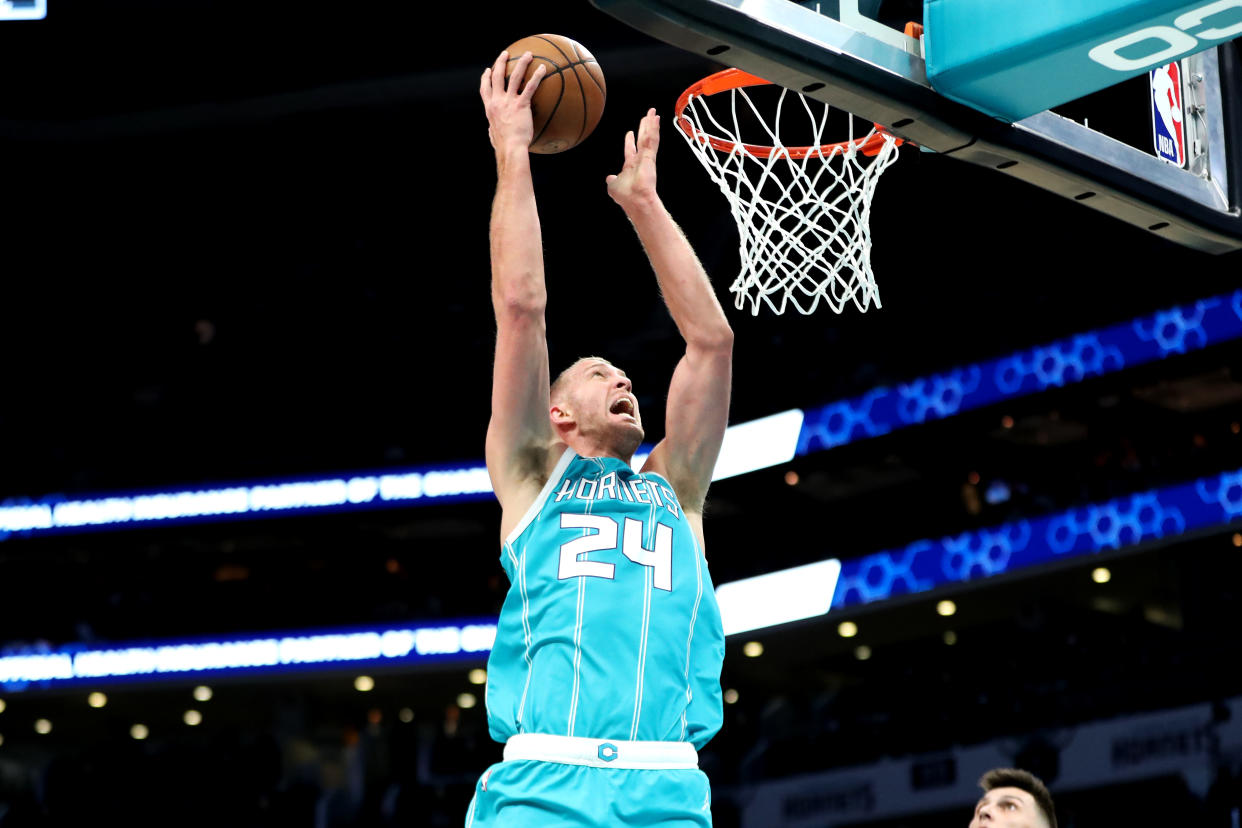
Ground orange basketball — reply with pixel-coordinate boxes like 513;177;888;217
503;34;606;154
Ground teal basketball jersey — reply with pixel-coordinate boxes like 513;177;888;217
486;448;725;750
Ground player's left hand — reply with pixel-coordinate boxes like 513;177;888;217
607;108;660;208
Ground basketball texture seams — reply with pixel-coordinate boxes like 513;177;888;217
578;61;606;95
503;33;606;154
534;34;574;67
538;36;587;146
532;35;589;146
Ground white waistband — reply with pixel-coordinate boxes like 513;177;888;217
503;733;698;770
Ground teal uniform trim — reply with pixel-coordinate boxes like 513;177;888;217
466;760;712;827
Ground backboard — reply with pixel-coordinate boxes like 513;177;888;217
589;0;1242;253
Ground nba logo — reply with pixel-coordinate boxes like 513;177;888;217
1150;62;1186;168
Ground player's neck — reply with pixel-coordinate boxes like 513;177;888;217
565;434;636;464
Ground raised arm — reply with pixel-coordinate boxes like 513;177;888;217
607;109;734;515
480;51;558;518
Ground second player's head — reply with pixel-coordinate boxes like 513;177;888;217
550;357;644;458
968;768;1056;828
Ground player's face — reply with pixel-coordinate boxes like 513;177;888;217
567;359;644;444
968;787;1045;828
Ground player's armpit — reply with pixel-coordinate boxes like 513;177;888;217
485;304;558;510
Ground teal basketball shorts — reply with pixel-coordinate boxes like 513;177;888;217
465;734;712;827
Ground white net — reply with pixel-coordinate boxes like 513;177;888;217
676;80;901;315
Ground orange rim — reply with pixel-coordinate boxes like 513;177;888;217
674;68;902;159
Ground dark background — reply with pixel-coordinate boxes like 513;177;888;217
1;1;1241;826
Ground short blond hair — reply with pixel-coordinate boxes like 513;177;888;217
550;356;611;403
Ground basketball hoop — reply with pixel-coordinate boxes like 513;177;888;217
675;69;903;315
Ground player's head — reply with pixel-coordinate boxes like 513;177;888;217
969;768;1056;828
550;356;644;457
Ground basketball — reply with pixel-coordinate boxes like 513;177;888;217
503;34;606;154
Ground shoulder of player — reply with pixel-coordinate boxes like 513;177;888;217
495;440;571;540
640;454;710;553
640;444;708;513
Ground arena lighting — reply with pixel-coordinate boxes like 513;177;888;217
985;480;1012;505
830;465;1242;609
0;621;498;692
1;468;1240;693
0;1;47;21
0;468;495;541
0;420;801;540
796;289;1242;454
715;559;842;635
710;409;804;481
5;292;1239;543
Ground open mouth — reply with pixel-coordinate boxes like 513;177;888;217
609;397;636;419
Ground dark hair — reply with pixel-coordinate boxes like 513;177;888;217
979;768;1057;828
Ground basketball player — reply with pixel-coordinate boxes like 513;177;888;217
467;49;733;827
969;768;1057;828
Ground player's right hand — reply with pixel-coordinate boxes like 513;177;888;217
607;107;660;210
480;50;546;154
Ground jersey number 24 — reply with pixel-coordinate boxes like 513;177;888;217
557;513;673;591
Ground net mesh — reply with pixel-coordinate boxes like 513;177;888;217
676;81;900;315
